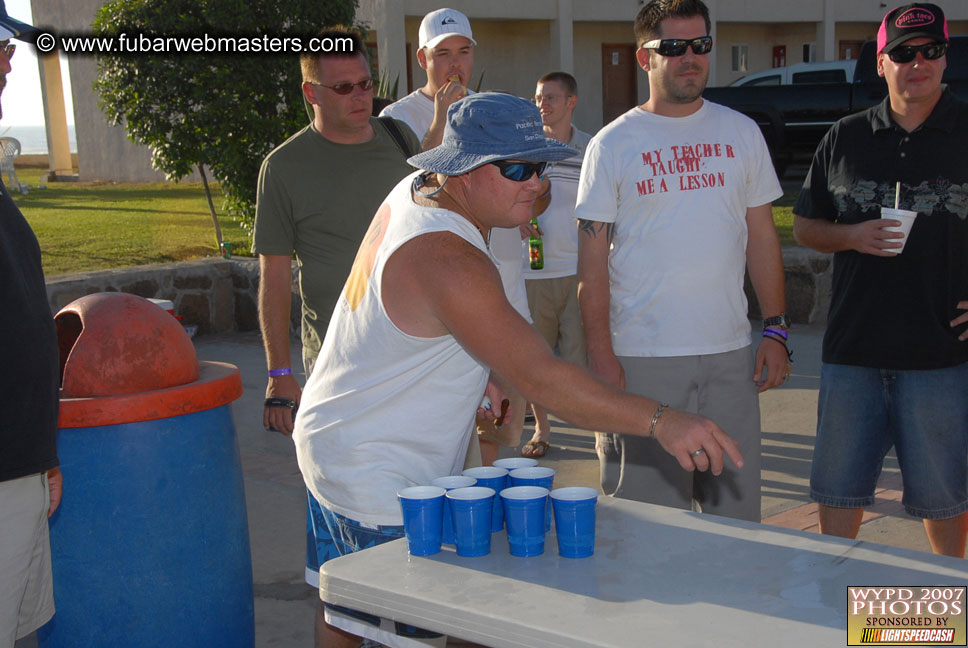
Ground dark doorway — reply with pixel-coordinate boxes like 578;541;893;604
602;44;638;125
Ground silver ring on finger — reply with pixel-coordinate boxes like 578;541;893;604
690;449;705;458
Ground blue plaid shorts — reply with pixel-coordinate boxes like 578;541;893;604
306;490;443;640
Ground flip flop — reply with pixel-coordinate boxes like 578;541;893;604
521;440;550;458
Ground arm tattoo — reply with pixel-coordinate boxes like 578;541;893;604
578;219;615;244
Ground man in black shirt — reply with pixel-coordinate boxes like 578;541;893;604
0;3;62;643
794;3;968;557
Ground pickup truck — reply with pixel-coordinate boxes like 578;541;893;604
703;36;968;176
729;60;857;87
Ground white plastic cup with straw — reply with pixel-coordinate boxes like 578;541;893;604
880;181;918;255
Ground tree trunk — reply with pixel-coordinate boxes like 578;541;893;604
199;165;223;249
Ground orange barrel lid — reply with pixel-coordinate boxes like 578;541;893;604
58;361;242;428
56;292;198;397
54;293;242;428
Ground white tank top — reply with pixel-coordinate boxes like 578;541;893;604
294;172;491;525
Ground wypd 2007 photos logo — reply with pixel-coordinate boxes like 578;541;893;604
848;587;966;645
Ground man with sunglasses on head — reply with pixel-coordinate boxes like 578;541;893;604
793;3;968;557
294;92;744;648
576;0;787;523
252;25;419;645
380;7;475;151
0;3;63;645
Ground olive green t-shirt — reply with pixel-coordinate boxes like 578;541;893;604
253;118;419;368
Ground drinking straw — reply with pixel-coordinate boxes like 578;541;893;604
895;181;901;209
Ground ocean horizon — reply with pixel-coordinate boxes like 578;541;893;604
2;124;78;155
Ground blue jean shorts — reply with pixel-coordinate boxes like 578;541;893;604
306;491;443;641
809;361;968;519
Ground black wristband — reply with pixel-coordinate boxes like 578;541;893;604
762;334;794;361
264;397;297;409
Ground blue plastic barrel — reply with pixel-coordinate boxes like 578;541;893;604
37;293;253;647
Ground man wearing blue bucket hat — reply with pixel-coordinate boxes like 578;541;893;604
294;93;744;648
0;3;63;646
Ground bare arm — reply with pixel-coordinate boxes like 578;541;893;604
796;215;968;341
384;232;743;473
421;82;467;150
258;254;301;435
47;467;62;517
422;121;446;151
577;219;624;389
746;203;789;392
953;301;968;342
793;214;903;256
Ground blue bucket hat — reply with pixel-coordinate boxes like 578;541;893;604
408;93;578;176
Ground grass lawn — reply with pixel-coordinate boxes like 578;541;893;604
10;165;251;278
8;162;799;278
774;189;796;247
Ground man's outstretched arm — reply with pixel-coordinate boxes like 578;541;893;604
383;231;744;474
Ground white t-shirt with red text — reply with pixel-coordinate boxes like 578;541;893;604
575;101;782;357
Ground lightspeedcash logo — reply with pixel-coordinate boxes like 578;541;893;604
848;587;967;646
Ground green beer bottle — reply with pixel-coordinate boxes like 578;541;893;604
528;217;544;270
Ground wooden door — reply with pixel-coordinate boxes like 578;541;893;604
602;44;638;125
839;40;864;60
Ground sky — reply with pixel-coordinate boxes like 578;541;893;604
3;0;75;127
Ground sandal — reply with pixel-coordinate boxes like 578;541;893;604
521;440;550;458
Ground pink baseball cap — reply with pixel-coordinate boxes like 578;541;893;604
877;3;949;55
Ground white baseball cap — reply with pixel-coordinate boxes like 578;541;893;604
418;8;476;50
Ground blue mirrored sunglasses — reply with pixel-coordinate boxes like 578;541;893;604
489;160;547;182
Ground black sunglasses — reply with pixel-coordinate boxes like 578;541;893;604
641;36;713;57
1;42;14;60
316;78;376;95
489;160;547;182
887;42;947;64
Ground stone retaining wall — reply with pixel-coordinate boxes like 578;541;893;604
44;247;832;337
746;246;833;325
45;257;299;338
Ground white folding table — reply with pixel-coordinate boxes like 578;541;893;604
319;497;968;647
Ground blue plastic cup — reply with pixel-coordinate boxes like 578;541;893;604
397;486;446;556
446;486;496;557
500;486;549;557
431;475;477;545
551;487;599;558
509;467;556;530
461;466;509;532
492;457;538;472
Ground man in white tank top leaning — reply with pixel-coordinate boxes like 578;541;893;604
293;93;745;648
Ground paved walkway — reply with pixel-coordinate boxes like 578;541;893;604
182;321;932;646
